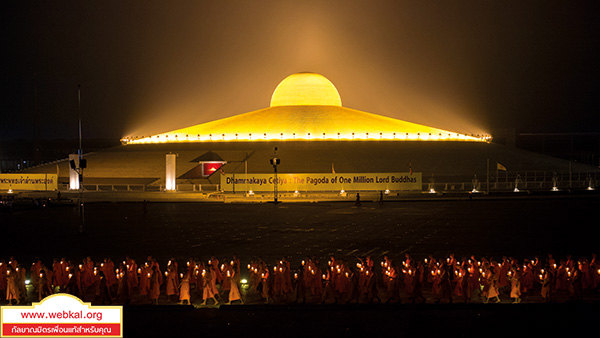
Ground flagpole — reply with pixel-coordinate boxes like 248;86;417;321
496;165;498;190
486;158;490;194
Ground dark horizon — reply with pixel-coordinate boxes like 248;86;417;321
3;1;599;141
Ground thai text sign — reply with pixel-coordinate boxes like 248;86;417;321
221;172;421;192
1;294;123;337
0;174;58;191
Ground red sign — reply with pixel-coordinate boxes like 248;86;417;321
203;162;224;176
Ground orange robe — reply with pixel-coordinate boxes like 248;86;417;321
228;276;241;302
149;271;160;300
179;277;190;301
166;271;179;296
52;261;63;289
0;262;7;291
139;267;151;296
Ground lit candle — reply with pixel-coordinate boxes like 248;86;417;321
138;268;141;274
248;264;251;269
294;273;298;279
301;260;305;266
180;273;184;279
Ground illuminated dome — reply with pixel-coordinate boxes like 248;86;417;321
270;72;342;107
122;72;491;144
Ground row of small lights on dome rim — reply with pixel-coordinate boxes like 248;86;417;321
122;132;492;144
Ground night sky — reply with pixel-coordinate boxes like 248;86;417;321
3;1;599;141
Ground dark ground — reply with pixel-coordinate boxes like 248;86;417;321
1;195;598;336
2;195;598;265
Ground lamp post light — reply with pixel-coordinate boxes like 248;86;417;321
270;147;280;203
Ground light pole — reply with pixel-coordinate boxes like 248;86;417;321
270;147;280;203
76;84;85;233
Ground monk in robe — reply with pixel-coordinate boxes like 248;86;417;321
117;266;131;305
38;270;53;301
521;262;534;294
52;259;63;292
225;270;243;305
510;268;522;303
165;267;179;301
31;258;42;291
6;266;20;304
60;259;70;289
0;260;8;297
497;257;510;291
126;257;138;290
179;273;191;305
80;257;95;292
101;258;117;290
139;262;151;297
201;269;218;306
484;269;500;303
221;262;232;297
149;266;161;305
186;258;197;287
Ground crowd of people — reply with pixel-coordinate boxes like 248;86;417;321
1;253;598;306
